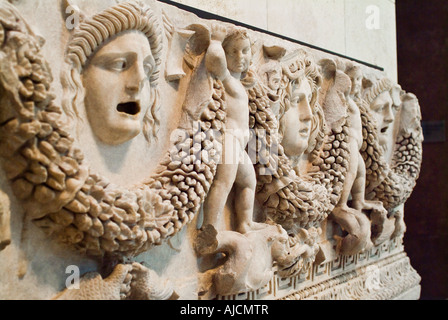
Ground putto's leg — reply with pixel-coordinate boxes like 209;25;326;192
234;151;266;234
202;134;239;230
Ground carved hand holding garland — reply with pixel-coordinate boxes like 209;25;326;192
0;0;422;299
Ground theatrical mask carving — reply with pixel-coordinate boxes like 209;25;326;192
364;88;423;231
361;75;422;211
81;31;157;145
0;0;215;299
362;77;399;154
399;93;422;137
63;6;162;147
280;67;314;161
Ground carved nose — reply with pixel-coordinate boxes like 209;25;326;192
384;104;394;123
299;100;313;122
125;83;141;94
126;64;146;94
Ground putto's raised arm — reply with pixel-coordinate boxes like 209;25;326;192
205;24;229;81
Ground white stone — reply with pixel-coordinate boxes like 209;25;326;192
0;0;420;301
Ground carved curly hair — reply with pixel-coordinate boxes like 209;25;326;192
278;49;324;159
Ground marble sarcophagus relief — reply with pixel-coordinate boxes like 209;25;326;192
0;0;422;300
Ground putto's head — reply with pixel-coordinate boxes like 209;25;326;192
345;63;363;98
222;27;253;75
63;1;163;145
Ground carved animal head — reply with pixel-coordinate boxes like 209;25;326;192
268;224;290;262
276;227;322;278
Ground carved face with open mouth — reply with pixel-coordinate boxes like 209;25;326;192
370;90;395;147
82;31;155;145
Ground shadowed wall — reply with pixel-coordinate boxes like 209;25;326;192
396;0;448;300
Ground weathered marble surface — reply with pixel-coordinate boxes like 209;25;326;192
0;0;421;300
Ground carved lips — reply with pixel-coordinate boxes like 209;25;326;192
380;125;389;134
299;125;311;137
117;100;142;117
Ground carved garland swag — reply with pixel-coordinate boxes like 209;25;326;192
0;1;422;271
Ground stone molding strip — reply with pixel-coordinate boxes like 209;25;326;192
158;0;384;71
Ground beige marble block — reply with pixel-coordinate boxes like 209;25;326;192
0;0;419;301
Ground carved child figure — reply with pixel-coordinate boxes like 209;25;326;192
201;25;265;234
344;64;387;213
320;59;390;255
318;59;370;255
343;64;392;247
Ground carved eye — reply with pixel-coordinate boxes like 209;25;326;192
291;97;300;105
108;58;128;71
371;104;382;112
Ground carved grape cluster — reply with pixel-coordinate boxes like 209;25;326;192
357;99;387;190
0;23;88;221
312;120;351;209
370;131;422;210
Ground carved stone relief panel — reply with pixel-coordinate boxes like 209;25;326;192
0;0;422;300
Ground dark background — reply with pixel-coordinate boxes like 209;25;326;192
396;0;448;300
